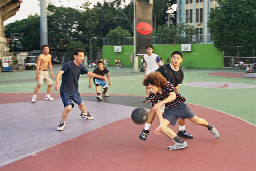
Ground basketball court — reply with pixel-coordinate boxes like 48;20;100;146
0;67;256;170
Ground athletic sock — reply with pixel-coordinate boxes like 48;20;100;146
33;95;37;98
173;136;184;143
179;125;186;131
208;124;213;130
46;94;50;98
144;123;151;130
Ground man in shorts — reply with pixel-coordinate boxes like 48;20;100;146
89;60;112;101
139;51;193;141
143;71;219;150
32;45;55;103
54;48;106;131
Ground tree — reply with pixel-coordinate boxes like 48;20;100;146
153;24;198;44
106;27;131;45
5;15;40;51
208;0;256;56
47;4;81;52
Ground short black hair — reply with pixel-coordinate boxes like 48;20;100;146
74;48;85;56
171;51;183;58
145;45;153;49
97;60;104;65
41;45;49;50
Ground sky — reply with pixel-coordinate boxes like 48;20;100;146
4;0;122;25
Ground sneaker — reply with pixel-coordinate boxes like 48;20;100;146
44;96;54;101
80;112;94;120
177;130;193;139
96;95;102;101
139;129;150;141
168;141;188;150
57;121;66;131
32;96;36;103
103;93;109;97
143;97;150;103
208;125;220;139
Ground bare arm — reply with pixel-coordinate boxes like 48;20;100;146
89;76;93;88
54;70;64;91
106;73;112;86
48;55;54;78
35;55;42;81
152;92;176;111
144;61;147;78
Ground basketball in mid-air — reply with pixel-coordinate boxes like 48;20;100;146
131;108;148;124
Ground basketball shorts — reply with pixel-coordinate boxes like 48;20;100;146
94;79;107;88
163;102;195;126
60;92;82;108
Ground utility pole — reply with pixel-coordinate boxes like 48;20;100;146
40;0;48;47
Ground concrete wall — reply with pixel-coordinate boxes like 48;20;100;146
103;44;224;68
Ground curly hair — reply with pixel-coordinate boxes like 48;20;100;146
143;71;167;87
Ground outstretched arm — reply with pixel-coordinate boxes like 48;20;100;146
87;72;106;81
89;76;93;88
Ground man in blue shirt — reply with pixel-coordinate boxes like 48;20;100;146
54;48;106;131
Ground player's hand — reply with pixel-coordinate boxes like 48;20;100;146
54;84;60;91
51;73;54;78
89;84;92;88
152;103;162;110
109;82;112;86
35;76;40;81
101;76;107;81
154;125;163;135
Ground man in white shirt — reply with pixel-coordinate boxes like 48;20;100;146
143;45;161;103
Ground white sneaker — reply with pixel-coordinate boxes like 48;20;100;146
57;121;66;131
103;93;109;97
168;141;188;150
32;96;36;103
80;113;94;120
96;95;102;101
44;96;54;101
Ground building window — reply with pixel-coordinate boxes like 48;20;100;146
190;9;193;23
196;9;199;22
196;0;199;3
200;8;203;22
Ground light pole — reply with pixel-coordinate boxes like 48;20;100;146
89;37;97;65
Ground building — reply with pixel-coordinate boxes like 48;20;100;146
0;0;21;59
176;0;218;43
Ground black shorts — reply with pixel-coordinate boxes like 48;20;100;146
163;102;195;126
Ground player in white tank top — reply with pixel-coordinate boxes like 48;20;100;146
143;46;161;103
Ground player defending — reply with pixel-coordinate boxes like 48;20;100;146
143;71;219;150
32;45;54;103
54;48;106;131
139;51;193;141
89;60;112;101
143;45;162;103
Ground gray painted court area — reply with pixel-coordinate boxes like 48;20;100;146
0;98;142;166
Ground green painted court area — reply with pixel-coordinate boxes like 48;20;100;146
0;65;255;125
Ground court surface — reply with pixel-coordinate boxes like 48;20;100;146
0;66;256;170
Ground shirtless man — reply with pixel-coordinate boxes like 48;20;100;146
32;45;54;103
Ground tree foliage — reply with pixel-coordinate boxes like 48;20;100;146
4;15;40;51
208;0;256;56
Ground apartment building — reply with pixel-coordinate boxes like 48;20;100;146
176;0;218;43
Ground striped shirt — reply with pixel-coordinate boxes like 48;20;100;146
149;82;186;109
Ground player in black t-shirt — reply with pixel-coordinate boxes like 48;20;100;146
89;60;112;101
54;49;106;131
139;51;193;141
